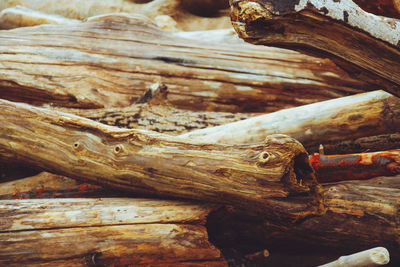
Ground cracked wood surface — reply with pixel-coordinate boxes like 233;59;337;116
0;13;376;113
209;176;400;251
0;198;226;266
0;99;323;219
230;0;400;97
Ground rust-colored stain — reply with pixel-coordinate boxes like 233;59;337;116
310;150;400;183
11;184;103;199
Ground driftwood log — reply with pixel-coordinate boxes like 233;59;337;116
0;0;231;31
0;13;384;113
208;175;400;254
0;99;323;219
230;0;400;97
181;91;400;153
0;198;226;266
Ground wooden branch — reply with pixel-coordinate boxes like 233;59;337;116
319;247;390;267
209;176;400;250
0;6;80;29
230;0;400;97
181;91;400;153
0;198;226;266
0;99;323;218
310;149;400;183
0;13;379;113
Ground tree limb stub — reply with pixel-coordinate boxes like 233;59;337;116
0;99;323;219
230;0;400;97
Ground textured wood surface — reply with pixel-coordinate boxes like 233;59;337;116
181;91;400;153
0;13;375;113
230;0;400;97
0;0;231;31
0;198;226;266
0;99;322;218
209;176;400;250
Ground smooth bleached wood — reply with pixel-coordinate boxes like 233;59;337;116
180;91;400;152
319;247;390;267
0;99;322;219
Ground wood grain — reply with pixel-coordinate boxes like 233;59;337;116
0;99;323;218
0;13;374;113
0;198;226;266
230;0;400;97
181;91;400;153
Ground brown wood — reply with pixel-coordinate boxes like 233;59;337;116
181;91;400;153
0;172;78;199
209;176;400;250
0;13;377;113
53;101;253;134
353;0;400;18
230;0;400;97
0;198;226;266
0;99;322;218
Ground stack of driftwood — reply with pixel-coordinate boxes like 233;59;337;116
0;0;399;266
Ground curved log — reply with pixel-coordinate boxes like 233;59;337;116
230;0;400;97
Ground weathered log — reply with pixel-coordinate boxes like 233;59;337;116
310;149;400;183
0;13;377;113
0;6;80;29
0;198;226;266
353;0;400;18
319;247;390;267
0;0;231;31
230;0;400;97
0;99;323;218
181;91;400;153
0;172;78;199
208;176;400;251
